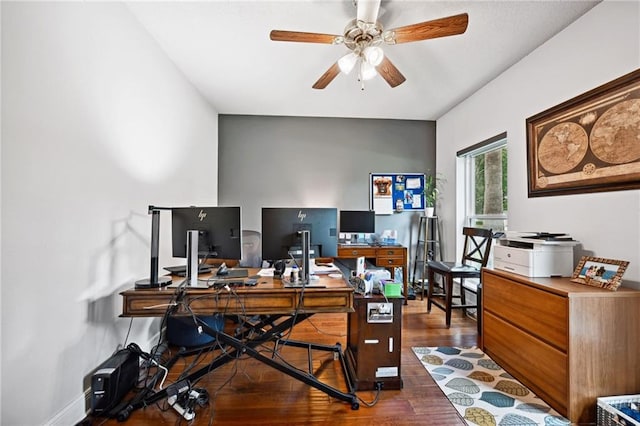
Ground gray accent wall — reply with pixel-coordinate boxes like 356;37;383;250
218;115;436;262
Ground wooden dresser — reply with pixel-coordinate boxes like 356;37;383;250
481;268;640;424
337;245;408;303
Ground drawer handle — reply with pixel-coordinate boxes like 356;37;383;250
387;260;393;264
386;250;393;255
351;250;358;256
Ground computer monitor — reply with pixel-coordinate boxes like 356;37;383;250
171;206;242;260
261;207;338;261
339;210;375;234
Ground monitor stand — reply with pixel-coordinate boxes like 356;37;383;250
283;231;326;289
186;230;207;288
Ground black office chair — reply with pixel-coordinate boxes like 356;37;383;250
426;227;493;328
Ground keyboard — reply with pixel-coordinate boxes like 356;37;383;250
164;264;212;276
216;269;249;278
208;278;247;287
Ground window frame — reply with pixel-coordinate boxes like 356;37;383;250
456;133;508;259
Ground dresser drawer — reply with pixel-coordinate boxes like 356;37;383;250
338;247;377;258
483;272;568;351
484;311;568;416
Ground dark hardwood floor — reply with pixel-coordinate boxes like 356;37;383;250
87;297;478;425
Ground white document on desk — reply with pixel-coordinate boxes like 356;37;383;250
312;263;340;274
258;268;275;277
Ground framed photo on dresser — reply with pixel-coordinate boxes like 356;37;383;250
571;256;629;291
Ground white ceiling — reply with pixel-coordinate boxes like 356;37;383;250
126;0;600;121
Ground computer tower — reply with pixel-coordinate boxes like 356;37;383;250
345;295;403;390
91;349;139;415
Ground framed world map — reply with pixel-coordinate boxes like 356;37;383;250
526;68;640;197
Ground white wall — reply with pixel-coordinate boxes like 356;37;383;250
437;1;640;287
1;3;219;424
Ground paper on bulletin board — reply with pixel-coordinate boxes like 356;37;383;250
371;175;394;214
406;177;421;189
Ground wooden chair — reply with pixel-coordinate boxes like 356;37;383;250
426;227;493;328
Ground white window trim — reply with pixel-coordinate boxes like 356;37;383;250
455;133;507;258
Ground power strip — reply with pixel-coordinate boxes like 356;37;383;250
167;390;202;421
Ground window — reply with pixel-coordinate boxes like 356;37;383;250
457;133;508;233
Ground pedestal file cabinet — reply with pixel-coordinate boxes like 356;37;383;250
345;295;403;390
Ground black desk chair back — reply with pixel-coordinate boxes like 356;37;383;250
426;227;493;328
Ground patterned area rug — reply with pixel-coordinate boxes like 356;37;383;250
412;346;570;426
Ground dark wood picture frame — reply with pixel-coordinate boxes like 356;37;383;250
571;256;629;291
526;68;640;197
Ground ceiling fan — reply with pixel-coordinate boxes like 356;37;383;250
269;0;468;90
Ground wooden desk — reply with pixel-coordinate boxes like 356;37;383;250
121;269;354;317
118;270;359;420
482;268;640;424
337;245;408;304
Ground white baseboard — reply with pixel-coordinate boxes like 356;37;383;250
45;389;91;426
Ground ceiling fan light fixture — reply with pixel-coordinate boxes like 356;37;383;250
359;60;378;81
270;3;467;90
356;0;381;24
338;52;359;74
363;46;384;66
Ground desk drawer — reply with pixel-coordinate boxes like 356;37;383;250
376;257;405;267
376;248;405;258
338;247;377;258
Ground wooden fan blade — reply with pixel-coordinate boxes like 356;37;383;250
270;30;340;44
376;56;406;88
387;13;468;44
312;62;341;89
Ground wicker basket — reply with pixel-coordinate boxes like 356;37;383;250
597;395;640;426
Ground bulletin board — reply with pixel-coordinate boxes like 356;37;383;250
369;173;426;214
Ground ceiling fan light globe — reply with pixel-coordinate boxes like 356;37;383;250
360;60;377;81
338;52;359;74
363;46;384;66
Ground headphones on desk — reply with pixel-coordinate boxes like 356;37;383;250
273;260;287;277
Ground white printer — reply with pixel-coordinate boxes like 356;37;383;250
493;232;579;277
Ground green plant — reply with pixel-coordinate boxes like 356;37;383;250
424;173;446;207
